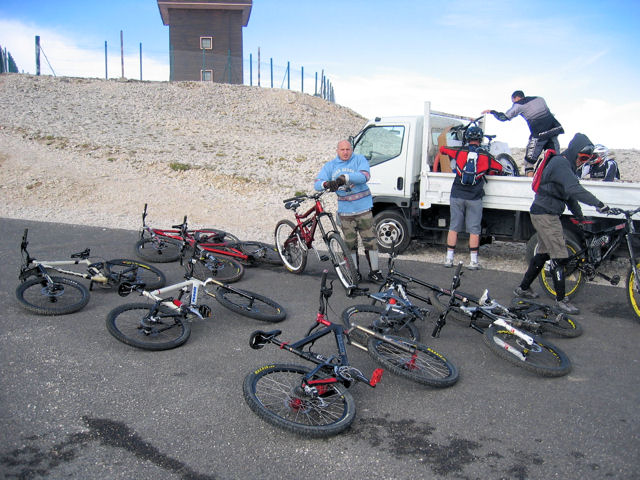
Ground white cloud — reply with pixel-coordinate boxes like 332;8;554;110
0;19;168;81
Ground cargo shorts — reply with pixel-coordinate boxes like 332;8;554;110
338;211;378;252
531;213;568;259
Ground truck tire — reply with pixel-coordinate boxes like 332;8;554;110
373;210;411;253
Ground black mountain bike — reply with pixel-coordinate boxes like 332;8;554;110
243;271;382;437
535;207;640;321
430;263;572;377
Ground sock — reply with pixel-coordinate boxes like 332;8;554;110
446;247;455;261
469;247;479;264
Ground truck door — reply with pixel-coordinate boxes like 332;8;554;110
353;124;408;198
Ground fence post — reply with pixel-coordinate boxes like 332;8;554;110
301;66;304;93
35;36;40;76
139;42;142;80
249;53;253;86
287;61;290;89
258;47;261;87
120;30;124;79
104;41;108;79
270;58;273;88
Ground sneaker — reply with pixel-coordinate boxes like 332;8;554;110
513;286;540;299
443;258;454;268
466;261;481;270
367;270;384;283
555;297;580;315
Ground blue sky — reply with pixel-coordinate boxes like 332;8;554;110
1;0;639;148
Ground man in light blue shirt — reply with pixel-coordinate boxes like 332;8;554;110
314;140;383;282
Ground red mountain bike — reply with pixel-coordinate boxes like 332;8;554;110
274;191;358;290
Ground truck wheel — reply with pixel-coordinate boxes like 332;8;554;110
373;211;411;253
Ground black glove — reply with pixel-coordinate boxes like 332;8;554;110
596;204;610;213
324;180;339;192
335;175;347;187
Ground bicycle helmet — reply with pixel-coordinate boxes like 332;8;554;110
590;144;609;166
464;126;483;144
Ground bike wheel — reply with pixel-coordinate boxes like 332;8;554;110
190;255;244;284
495;153;520;176
134;237;181;263
536;312;583;338
327;232;358;289
106;302;191;351
366;335;459;387
483;324;571;377
626;263;640;322
243;364;356;438
16;276;90;315
274;220;307;274
341;304;420;344
106;259;166;290
537;236;584;299
214;286;286;322
238;241;283;266
197;229;240;245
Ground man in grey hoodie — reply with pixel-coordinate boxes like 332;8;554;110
514;133;610;314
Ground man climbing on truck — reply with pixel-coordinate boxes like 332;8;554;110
482;90;563;176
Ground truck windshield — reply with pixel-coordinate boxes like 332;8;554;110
353;125;405;167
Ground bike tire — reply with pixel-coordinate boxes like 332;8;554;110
341;304;420;343
213;286;286;322
327;232;358;289
243;363;356;438
366;335;459;388
197;229;240;245
190;254;245;284
495;153;520;176
274;219;307;274
106;259;166;290
537;313;583;338
237;241;283;266
134;237;181;263
536;235;585;300
427;290;492;327
483;324;571;377
625;263;640;322
106;302;191;351
16;276;90;315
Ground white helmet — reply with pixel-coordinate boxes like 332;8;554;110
591;144;610;166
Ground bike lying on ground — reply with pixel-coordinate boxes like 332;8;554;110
375;250;582;338
243;270;384;438
135;204;281;267
430;263;572;377
17;228;166;315
274;190;358;290
106;245;286;350
534;207;640;321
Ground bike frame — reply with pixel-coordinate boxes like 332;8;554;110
289;196;340;251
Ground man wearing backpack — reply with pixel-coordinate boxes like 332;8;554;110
440;126;504;270
514;133;610;314
482;90;563;176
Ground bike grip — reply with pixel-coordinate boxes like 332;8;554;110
454;261;463;276
321;269;329;287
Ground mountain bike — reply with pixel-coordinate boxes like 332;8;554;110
16;228;166;316
375;250;582;338
274;190;358;290
243;270;382;437
449;115;520;176
135;204;281;267
535;207;640;321
429;263;572;377
106;247;287;350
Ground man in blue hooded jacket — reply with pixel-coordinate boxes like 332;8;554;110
314;140;383;283
514;133;610;314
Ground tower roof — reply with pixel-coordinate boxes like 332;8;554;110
157;0;252;26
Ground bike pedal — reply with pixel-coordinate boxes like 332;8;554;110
319;255;330;262
611;275;620;286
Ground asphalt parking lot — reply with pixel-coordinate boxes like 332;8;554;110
1;217;639;479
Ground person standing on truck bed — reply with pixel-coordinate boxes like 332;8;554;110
514;133;610;315
440;125;504;270
314;139;384;283
482;90;564;176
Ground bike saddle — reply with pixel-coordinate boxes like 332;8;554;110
249;330;281;349
71;248;91;259
284;200;300;210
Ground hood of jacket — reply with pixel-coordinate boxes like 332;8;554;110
561;133;593;173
